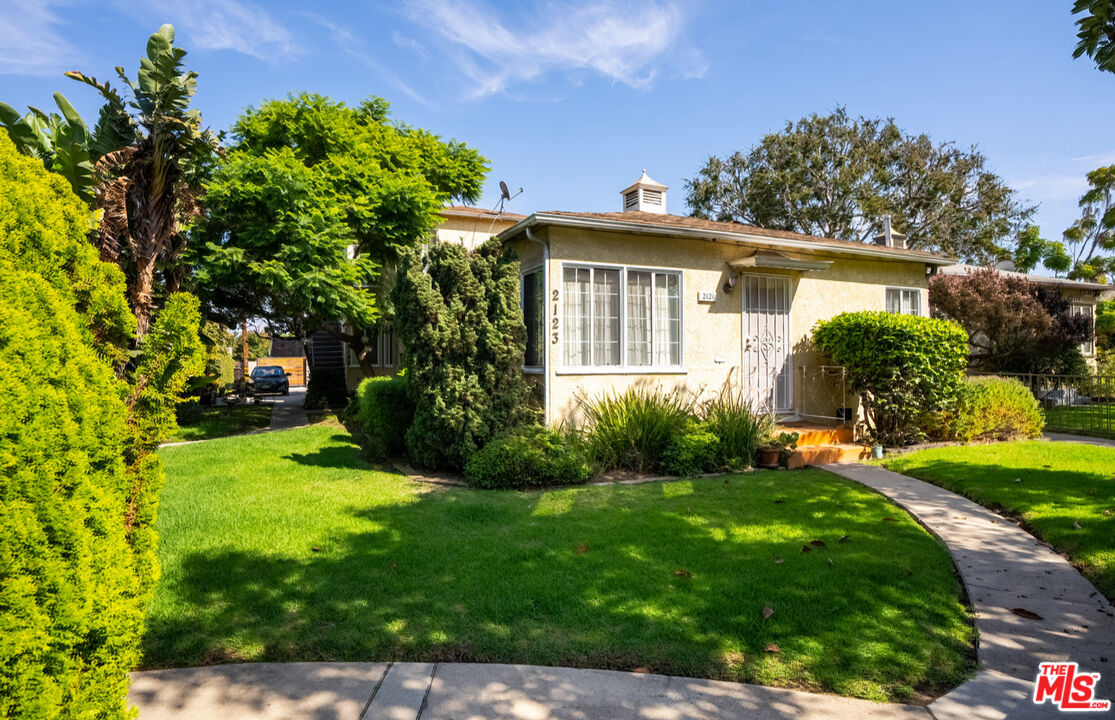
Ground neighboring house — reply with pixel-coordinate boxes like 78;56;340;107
498;171;953;426
937;263;1107;367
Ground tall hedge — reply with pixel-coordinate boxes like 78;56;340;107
392;240;532;469
0;134;145;718
813;311;968;444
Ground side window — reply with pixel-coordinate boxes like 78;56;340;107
886;288;921;316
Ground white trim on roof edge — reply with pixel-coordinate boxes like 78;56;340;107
499;212;957;266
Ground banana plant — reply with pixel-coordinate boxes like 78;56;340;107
0;93;96;204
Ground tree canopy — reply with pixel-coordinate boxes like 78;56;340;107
193;93;488;371
1063;165;1115;283
1073;0;1115;74
685;108;1034;263
929;268;1092;374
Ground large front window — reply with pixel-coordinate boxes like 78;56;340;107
563;265;682;368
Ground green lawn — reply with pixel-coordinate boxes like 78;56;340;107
883;441;1115;600
168;403;272;442
148;425;975;702
1044;403;1115;439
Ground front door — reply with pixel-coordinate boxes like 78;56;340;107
741;274;792;413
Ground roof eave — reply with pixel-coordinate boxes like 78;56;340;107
499;213;956;266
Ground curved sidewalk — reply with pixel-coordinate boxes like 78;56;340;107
824;463;1115;720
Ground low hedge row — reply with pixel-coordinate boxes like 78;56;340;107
352;376;415;459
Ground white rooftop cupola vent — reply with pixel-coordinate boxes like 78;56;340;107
620;169;668;215
872;214;908;249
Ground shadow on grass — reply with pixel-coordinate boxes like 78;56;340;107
146;434;975;702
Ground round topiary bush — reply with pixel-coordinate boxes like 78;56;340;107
950;376;1044;442
660;421;721;476
0;133;145;718
353;375;415;458
464;426;592;489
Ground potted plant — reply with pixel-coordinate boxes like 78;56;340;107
758;431;799;469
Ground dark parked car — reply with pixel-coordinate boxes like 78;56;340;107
249;365;290;396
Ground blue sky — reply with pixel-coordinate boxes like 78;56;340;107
2;0;1114;252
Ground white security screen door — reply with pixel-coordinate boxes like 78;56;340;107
741;274;792;413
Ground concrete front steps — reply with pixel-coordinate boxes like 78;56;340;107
777;422;871;469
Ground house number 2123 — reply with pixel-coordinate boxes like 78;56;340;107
551;289;559;344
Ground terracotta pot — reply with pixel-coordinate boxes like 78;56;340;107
758;447;780;469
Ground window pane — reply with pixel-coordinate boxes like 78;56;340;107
563;268;591;366
886;288;901;314
626;271;652;365
904;289;920;316
653;273;681;366
522;271;543;367
594;268;621;365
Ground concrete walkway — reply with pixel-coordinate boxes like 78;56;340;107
1044;431;1115;448
268;387;309;431
823;463;1115;719
129;662;930;720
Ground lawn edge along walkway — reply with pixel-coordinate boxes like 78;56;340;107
822;463;1115;720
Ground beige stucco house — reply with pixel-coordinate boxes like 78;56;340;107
493;172;955;426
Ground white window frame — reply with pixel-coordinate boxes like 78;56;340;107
1073;303;1096;357
557;261;685;374
521;264;545;372
885;286;923;316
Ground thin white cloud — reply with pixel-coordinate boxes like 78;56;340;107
112;0;297;61
0;0;81;76
301;14;430;107
401;0;701;99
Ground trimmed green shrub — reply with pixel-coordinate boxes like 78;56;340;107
354;375;415;458
940;376;1044;442
392;241;533;469
702;387;773;468
813;311;968;445
0;133;143;718
581;387;694;473
306;366;349;409
464;426;592;489
660;421;721;476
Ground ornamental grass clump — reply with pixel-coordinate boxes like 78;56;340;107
580;387;694;473
702;384;773;468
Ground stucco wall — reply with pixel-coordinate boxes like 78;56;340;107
516;225;932;426
435;214;520;251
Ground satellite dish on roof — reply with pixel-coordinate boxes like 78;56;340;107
493;180;523;215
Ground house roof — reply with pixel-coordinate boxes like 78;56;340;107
500;210;956;266
939;263;1109;292
439;205;527;221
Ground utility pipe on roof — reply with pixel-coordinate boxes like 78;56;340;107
524;226;551;426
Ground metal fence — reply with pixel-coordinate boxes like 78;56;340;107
970;371;1115;439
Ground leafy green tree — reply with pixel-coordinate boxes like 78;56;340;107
1;24;220;337
392;241;533;469
194;93;487;373
1063;165;1115;283
1012;224;1072;274
235;329;272;361
1073;0;1115;74
685;108;1034;263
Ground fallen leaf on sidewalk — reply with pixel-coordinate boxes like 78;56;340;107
1011;608;1044;620
632;667;650;674
762;605;774;620
764;643;780;653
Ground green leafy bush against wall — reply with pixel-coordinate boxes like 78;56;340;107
0;133;142;718
392;241;532;469
660;421;721;477
353;376;415;459
813;311;968;445
464;426;592;489
580;387;694;473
